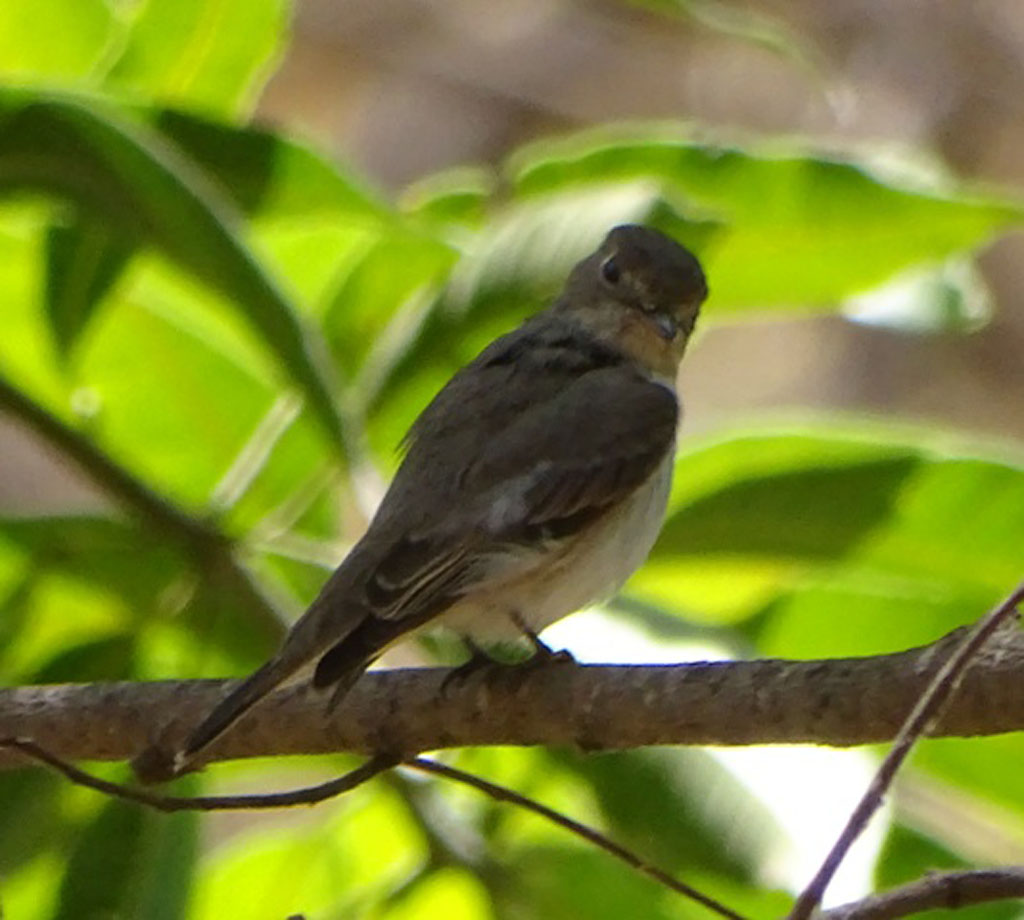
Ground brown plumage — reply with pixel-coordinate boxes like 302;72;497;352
176;224;708;767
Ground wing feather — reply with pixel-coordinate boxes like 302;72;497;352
366;359;678;623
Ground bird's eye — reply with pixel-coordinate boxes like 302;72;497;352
601;257;621;285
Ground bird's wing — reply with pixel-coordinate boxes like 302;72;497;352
366;362;679;625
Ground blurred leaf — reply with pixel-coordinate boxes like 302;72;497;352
630;0;820;72
31;633;135;682
326;229;457;383
400;166;495;227
757;577;988;659
0;769;64;875
845;256;992;333
509;127;1023;313
0;88;345;448
103;0;289;117
656;446;920;560
190;786;422;919
499;845;679;920
218;409;339;538
0;515;280;679
915;735;1024;821
77;276;280;506
44;216;133;356
0;0;117;86
553;748;777;881
154;108;387;220
381;867;492;920
0;565;39;657
633;429;1024;627
0;204;71;406
41;109;390;356
53;788;198;920
0;516;184;611
856;456;1024;594
497;844;783;920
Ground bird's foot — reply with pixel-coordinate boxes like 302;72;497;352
441;640;506;696
523;628;576;666
509;610;576;666
440;626;576;696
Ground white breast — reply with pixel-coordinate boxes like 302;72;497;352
439;450;675;644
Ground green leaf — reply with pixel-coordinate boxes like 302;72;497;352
634;428;1024;625
632;0;819;71
190;785;422;919
554;749;777;881
76;273;282;506
499;845;679;920
0;204;71;406
655;441;920;560
103;0;289;117
380;868;492;920
845;256;991;332
0;515;281;678
916;734;1024;821
0;769;65;875
0;516;184;612
41;110;389;356
510;127;1023;313
325;229;457;384
45;216;133;356
400;166;495;227
856;456;1024;594
0;0;117;86
53;789;198;920
154;108;387;219
499;844;784;920
0;88;345;448
757;578;988;660
31;634;135;682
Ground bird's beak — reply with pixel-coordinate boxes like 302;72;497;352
651;312;678;341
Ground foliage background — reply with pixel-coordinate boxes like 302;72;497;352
0;1;1023;918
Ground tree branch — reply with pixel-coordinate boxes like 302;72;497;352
819;868;1024;920
789;579;1024;920
2;623;1024;769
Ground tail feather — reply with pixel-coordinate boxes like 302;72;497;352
179;656;298;767
178;582;382;770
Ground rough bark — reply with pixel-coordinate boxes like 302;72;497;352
2;624;1023;770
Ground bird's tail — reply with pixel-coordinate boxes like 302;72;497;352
175;580;372;771
176;654;301;770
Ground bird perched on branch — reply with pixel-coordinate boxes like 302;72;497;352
172;224;708;772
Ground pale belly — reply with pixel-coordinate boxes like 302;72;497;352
437;451;674;644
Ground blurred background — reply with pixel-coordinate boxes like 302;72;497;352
257;0;1024;436
4;0;1024;508
1;2;1023;918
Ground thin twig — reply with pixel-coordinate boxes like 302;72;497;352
3;733;744;920
819;867;1024;920
405;756;750;920
0;738;396;811
789;579;1024;920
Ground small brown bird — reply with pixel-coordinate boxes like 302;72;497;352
177;224;707;768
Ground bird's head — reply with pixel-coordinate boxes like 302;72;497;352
559;224;708;380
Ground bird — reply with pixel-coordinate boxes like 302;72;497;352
174;223;708;771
